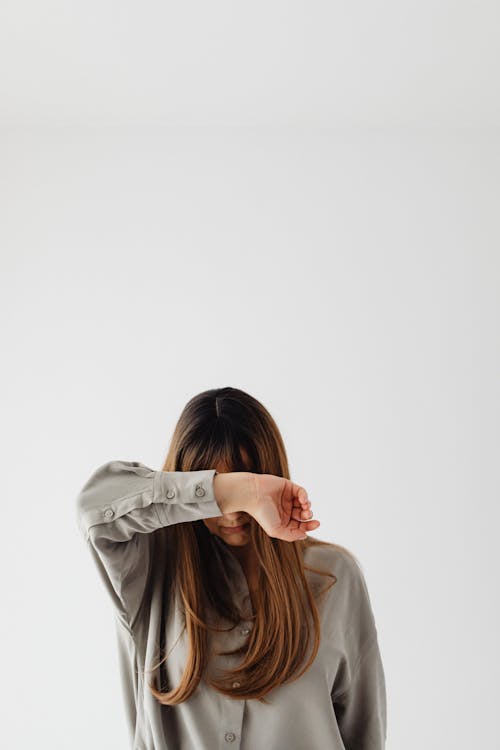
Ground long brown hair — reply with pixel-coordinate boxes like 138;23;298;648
146;386;341;705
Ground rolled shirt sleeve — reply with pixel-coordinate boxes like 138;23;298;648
76;460;223;629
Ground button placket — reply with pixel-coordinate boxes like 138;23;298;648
218;651;245;749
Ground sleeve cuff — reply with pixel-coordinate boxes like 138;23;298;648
152;468;223;524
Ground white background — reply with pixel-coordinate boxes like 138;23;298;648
1;3;499;749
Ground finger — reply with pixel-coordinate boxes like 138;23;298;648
291;501;312;520
290;506;314;522
289;512;320;529
292;498;311;510
288;481;309;507
300;519;321;530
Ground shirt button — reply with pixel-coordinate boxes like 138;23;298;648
166;489;175;499
195;484;206;497
240;627;251;636
232;681;241;688
103;508;114;518
224;732;236;742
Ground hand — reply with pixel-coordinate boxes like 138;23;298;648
247;473;320;543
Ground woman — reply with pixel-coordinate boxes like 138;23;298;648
76;387;387;749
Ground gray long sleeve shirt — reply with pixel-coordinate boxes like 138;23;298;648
76;460;387;750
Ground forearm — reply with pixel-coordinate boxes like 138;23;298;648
213;471;256;515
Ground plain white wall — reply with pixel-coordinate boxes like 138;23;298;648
1;3;499;750
1;126;498;750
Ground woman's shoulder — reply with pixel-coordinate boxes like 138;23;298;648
303;536;378;637
303;537;374;604
303;535;364;577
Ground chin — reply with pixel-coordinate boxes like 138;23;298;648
218;527;252;545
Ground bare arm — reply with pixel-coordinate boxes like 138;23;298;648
215;470;320;542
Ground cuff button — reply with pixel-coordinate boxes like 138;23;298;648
166;489;176;499
195;485;206;497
